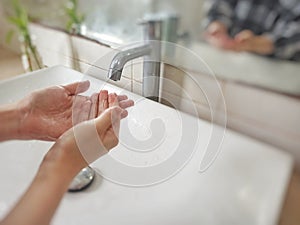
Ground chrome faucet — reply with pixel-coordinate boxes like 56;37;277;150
107;44;152;81
108;16;162;101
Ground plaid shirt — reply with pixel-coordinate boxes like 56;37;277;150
205;0;300;61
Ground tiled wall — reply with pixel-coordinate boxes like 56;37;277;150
30;23;300;171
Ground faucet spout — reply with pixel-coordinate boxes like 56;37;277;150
107;15;162;101
108;44;151;81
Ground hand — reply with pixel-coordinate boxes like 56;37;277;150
17;81;134;141
234;30;274;55
206;21;228;37
204;21;236;50
234;29;255;52
43;93;126;176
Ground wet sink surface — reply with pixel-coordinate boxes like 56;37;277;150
0;66;293;225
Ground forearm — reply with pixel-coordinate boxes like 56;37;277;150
0;103;22;141
250;36;274;55
0;138;86;225
0;171;69;225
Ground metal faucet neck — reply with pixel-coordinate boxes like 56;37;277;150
107;44;151;81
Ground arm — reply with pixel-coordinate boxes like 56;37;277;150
0;103;23;141
0;141;85;225
0;94;125;225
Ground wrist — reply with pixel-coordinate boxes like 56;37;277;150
16;97;35;140
39;132;88;186
0;103;24;141
257;35;274;55
248;36;274;55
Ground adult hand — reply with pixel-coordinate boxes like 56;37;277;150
17;81;134;141
204;21;236;50
234;30;274;55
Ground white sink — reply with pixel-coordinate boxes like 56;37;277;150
0;66;293;225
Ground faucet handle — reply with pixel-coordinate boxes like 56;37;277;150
138;13;163;41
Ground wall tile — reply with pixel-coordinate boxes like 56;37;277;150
132;58;144;82
162;64;224;109
161;91;212;121
133;81;142;96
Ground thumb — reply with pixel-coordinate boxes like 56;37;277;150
62;80;90;95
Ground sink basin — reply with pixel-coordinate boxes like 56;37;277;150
0;66;293;225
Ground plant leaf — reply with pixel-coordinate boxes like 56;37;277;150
5;30;15;44
7;16;22;26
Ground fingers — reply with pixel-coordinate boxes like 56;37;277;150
73;97;91;125
89;93;99;119
111;106;122;139
120;110;128;119
96;91;133;118
119;99;134;109
117;95;128;101
62;80;90;95
113;94;134;110
107;106;123;149
97;90;108;116
108;93;119;107
234;30;254;43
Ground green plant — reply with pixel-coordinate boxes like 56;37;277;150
6;0;42;71
65;0;84;34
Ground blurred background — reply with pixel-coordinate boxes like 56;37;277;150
0;1;299;225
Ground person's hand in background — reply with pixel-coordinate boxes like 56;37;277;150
204;21;236;50
234;30;274;55
11;81;133;141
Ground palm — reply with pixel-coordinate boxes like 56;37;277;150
21;86;89;140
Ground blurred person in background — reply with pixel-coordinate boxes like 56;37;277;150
204;0;300;61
